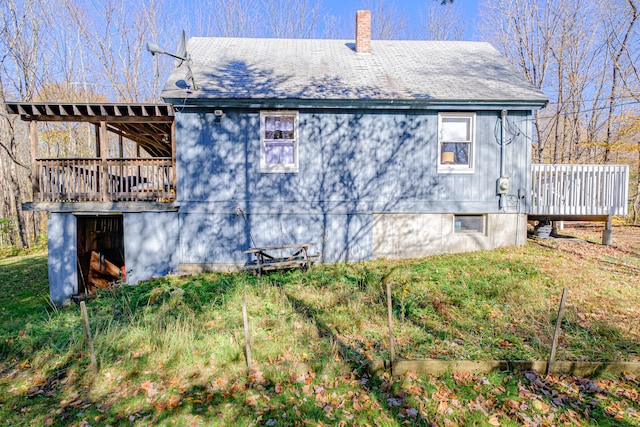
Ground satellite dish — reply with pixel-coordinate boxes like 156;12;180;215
146;31;188;63
175;30;187;67
146;30;198;91
146;42;166;56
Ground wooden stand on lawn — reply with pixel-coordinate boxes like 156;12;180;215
386;283;396;377
243;243;318;275
80;301;98;374
242;296;253;371
547;288;567;376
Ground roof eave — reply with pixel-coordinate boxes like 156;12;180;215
162;97;548;111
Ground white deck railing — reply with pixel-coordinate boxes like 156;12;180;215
530;164;629;216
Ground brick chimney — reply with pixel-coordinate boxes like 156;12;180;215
355;10;371;54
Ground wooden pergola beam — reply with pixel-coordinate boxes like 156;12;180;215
11;115;174;123
6;102;174;158
5;102;174;121
105;124;168;157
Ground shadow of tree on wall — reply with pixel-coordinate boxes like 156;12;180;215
177;60;475;264
301;110;437;261
176;58;518;266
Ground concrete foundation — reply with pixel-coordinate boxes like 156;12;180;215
372;213;526;259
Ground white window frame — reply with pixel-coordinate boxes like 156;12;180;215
260;110;299;173
437;112;476;174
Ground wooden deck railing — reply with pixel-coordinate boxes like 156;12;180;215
35;158;175;202
531;164;629;216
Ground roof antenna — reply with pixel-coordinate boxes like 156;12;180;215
146;30;198;90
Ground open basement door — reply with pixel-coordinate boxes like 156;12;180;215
76;215;125;294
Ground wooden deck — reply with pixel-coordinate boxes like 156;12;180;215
6;101;176;205
530;164;629;219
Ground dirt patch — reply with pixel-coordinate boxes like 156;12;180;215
530;223;639;267
531;223;640;278
556;223;640;254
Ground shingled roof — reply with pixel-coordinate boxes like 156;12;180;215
161;38;547;109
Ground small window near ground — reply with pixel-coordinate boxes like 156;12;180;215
438;112;475;173
454;214;484;233
260;111;299;173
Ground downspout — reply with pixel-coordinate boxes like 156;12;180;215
499;109;507;210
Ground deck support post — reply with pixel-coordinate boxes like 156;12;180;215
29;121;39;200
99;121;109;202
602;216;613;246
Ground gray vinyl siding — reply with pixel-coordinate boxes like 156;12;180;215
175;108;532;263
48;213;78;305
123;212;180;284
177;109;532;210
178;212;371;264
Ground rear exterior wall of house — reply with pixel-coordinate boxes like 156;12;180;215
45;108;534;304
175;108;532;272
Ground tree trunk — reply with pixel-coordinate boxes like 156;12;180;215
604;0;638;163
635;141;640;224
8;159;29;248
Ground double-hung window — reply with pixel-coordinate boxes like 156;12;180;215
438;112;475;173
260;111;299;173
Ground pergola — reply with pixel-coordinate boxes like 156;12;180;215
5;102;176;205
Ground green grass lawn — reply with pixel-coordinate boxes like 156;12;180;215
0;254;50;332
0;236;639;426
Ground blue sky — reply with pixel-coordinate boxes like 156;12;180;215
320;0;480;39
173;1;482;42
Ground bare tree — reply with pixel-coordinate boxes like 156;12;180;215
187;0;259;37
321;13;348;39
185;0;325;39
0;0;177;248
0;0;55;248
544;1;608;163
479;0;640;222
617;112;640;223
479;0;556;163
602;0;640;222
321;1;409;40
600;0;639;162
62;0;172;102
479;0;639;163
260;0;320;38
420;1;466;40
362;0;409;40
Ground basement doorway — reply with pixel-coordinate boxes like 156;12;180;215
77;215;125;295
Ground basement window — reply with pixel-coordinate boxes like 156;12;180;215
260;111;299;173
454;214;485;233
438;112;475;173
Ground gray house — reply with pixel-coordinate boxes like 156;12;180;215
10;11;553;305
166;11;547;273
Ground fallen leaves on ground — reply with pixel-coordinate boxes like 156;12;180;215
3;359;640;426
